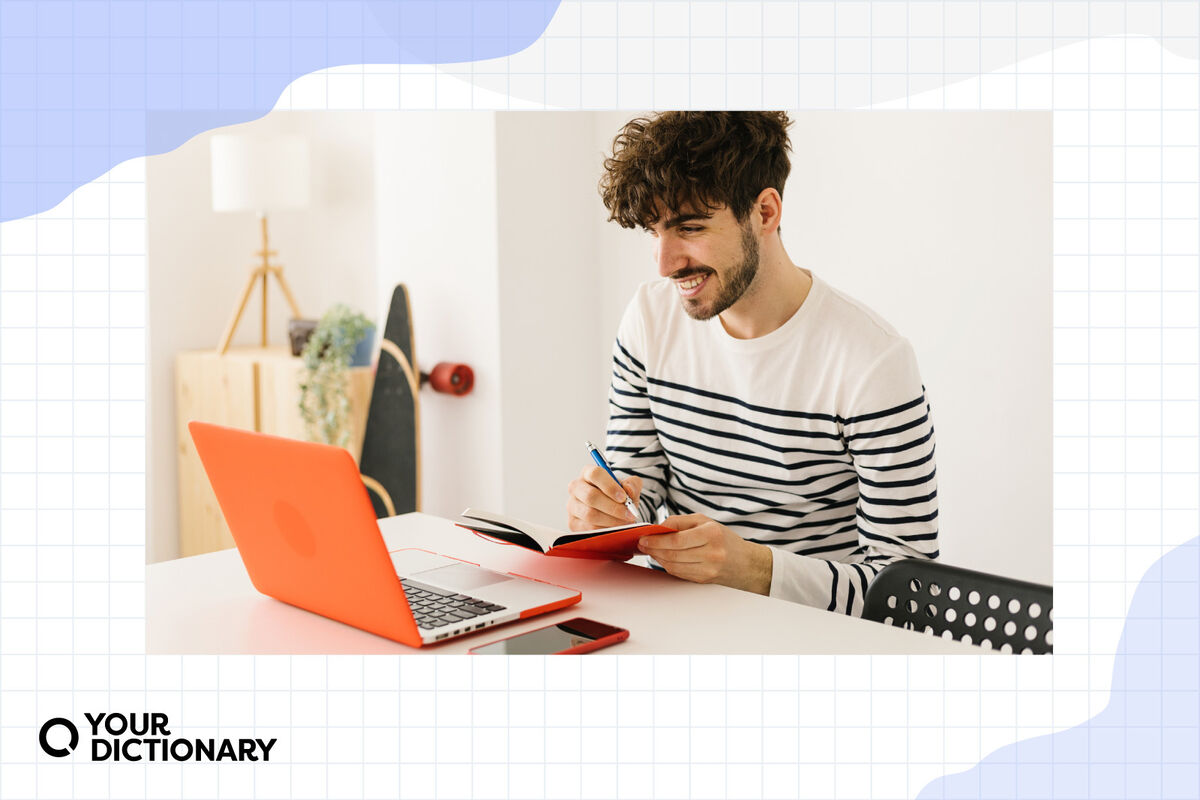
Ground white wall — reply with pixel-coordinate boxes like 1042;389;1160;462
146;112;378;563
495;113;609;523
372;113;506;521
373;112;614;526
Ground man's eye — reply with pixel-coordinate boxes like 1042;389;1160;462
680;226;702;234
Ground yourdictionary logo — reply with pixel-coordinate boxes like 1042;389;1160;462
38;718;79;757
38;713;277;763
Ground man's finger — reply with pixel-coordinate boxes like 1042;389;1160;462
640;545;706;564
585;465;630;503
621;476;643;504
660;514;710;531
567;494;630;529
571;477;632;522
639;526;711;550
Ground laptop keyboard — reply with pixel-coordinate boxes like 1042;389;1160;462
401;579;507;630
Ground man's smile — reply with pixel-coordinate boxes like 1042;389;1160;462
674;271;711;298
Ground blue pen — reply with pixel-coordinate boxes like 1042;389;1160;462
584;440;640;522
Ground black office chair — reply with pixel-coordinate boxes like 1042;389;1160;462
862;560;1053;654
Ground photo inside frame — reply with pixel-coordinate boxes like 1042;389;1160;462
141;110;1051;655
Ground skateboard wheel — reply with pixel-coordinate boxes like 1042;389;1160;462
426;362;474;396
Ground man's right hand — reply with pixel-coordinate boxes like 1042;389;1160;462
566;467;643;531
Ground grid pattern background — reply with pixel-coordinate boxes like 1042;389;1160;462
1;1;1198;798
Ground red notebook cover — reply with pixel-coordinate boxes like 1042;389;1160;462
458;521;674;560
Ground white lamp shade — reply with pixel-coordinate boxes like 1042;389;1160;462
210;134;311;213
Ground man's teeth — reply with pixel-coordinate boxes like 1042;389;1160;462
677;275;705;290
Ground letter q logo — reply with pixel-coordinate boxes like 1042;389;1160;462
38;718;79;758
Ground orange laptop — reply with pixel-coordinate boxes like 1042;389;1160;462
188;421;581;647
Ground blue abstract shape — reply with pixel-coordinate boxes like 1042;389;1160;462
919;539;1200;799
0;0;560;222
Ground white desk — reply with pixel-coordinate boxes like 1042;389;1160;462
147;512;982;655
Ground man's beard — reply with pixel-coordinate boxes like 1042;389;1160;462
680;223;760;321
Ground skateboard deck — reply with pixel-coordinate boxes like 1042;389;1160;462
359;285;420;518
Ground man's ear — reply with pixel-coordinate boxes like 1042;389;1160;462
753;188;783;236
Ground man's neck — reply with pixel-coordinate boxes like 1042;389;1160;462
718;240;812;340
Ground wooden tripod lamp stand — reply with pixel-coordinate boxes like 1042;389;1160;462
210;134;311;354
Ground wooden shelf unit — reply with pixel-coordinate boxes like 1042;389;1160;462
175;347;373;556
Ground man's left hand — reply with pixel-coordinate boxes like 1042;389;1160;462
638;514;773;595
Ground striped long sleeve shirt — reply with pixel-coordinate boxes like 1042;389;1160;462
606;271;938;616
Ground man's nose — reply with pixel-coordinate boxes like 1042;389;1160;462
656;236;686;277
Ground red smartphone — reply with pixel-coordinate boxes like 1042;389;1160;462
468;617;629;655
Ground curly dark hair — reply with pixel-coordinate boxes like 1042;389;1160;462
599;111;793;230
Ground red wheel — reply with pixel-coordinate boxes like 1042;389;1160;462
427;362;474;396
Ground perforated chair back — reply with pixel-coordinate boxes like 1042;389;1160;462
863;560;1053;654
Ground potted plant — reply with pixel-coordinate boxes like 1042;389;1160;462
298;304;374;447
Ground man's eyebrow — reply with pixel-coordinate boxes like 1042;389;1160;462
661;213;713;229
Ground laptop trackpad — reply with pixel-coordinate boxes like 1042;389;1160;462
415;563;513;592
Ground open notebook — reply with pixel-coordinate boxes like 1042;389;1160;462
458;508;674;560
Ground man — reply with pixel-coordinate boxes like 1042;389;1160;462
565;111;938;616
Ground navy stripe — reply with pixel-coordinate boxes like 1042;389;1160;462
858;507;940;526
611;359;643;387
608;446;664;457
856;467;936;490
859;489;938;507
611;386;650;402
730;517;856;535
895;530;940;542
663;448;854;491
842;412;929;443
856;448;936;473
655;426;854;471
649;395;843;441
669;470;858;512
612;466;666;491
858;526;940;546
647;374;841;423
744;523;860;547
669;475;849;523
842;394;925;426
848;429;934;457
655;414;856;459
826;561;840;612
857;527;918;549
798;539;860;558
667;477;858;530
668;478;859;526
849;563;870;611
859;561;886;576
609;398;653;416
614;339;646;374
